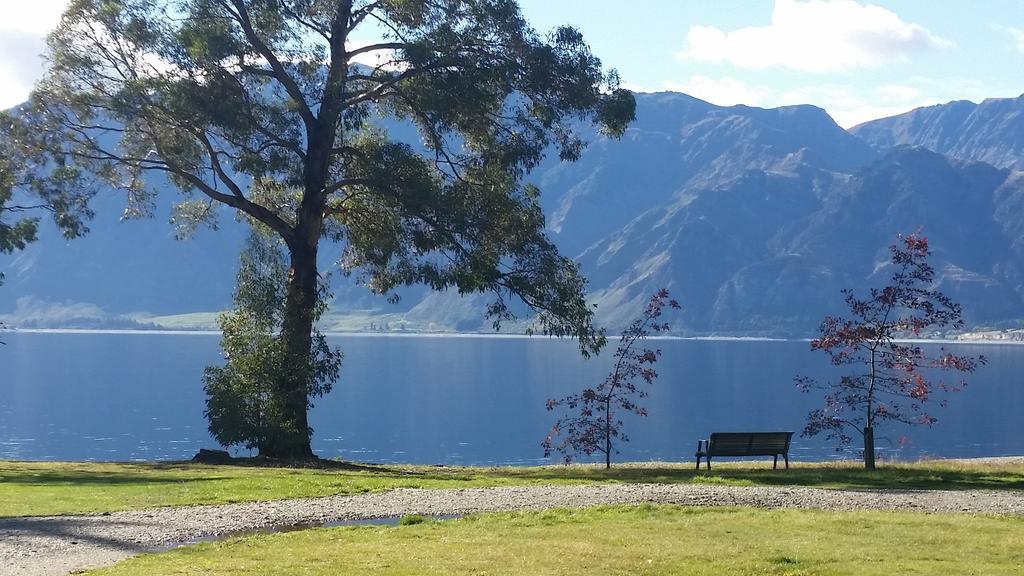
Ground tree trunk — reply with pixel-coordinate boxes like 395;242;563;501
605;397;612;469
262;241;318;460
863;426;876;471
865;347;877;471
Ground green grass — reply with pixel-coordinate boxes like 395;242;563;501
133;312;222;330
2;459;1022;518
88;505;1024;575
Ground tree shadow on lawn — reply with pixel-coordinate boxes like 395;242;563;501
478;463;1024;492
4;459;1022;493
0;469;237;486
0;515;163;552
0;457;401;487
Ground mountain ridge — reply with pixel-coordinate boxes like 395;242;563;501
852;94;1024;169
5;92;1024;337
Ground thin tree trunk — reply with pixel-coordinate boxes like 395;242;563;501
863;426;876;471
865;348;876;470
605;397;612;469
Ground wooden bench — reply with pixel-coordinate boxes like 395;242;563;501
695;432;793;469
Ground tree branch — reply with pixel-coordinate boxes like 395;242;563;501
223;0;316;131
346;42;407;60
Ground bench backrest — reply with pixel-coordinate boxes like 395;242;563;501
708;432;793;456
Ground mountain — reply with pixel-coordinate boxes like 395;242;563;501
537;93;874;255
4;92;1024;336
572;145;1024;335
852;94;1024;169
1;188;247;328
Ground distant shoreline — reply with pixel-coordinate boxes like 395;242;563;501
1;328;782;340
4;327;1024;344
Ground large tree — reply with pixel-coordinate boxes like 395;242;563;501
25;0;635;458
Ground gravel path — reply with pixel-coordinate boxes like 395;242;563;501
2;483;1022;576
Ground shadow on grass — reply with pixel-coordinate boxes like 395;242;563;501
3;459;1022;493
159;457;408;474
0;469;232;486
460;464;1024;491
0;457;405;487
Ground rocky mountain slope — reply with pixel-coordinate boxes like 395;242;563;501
852;95;1024;169
4;92;1024;336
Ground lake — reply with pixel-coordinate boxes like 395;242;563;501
2;332;1022;464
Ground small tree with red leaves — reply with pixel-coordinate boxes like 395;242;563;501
543;289;680;468
795;231;985;470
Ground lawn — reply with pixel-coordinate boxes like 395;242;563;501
87;504;1024;575
2;459;1022;517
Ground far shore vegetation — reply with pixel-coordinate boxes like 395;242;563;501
88;505;1024;576
1;459;1021;518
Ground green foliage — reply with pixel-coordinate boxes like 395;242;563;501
0;143;34;336
0;113;94;247
204;229;341;452
397;514;431;525
0;117;93;269
0;164;39;259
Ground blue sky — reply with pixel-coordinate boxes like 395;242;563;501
513;0;1024;126
3;1;1023;127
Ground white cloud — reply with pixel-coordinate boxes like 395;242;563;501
662;76;772;107
0;0;69;108
1006;27;1024;54
778;84;941;127
678;0;952;73
0;1;69;35
0;32;50;109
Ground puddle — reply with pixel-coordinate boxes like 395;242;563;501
156;514;462;552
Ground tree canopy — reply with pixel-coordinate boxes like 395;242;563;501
0;122;93;266
0;163;38;261
23;0;636;457
1;117;94;337
1;123;93;339
26;0;633;349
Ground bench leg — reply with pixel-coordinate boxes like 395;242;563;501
784;454;789;469
695;456;702;470
706;457;711;470
773;455;778;469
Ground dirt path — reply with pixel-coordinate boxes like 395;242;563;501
2;483;1022;576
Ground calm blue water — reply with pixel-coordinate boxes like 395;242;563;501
1;333;1021;464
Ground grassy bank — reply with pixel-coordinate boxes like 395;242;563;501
88;505;1024;575
2;459;1022;518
